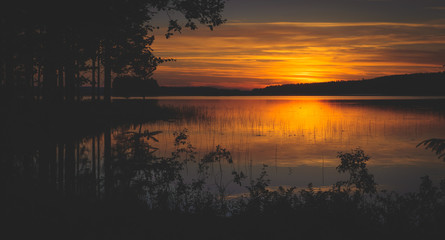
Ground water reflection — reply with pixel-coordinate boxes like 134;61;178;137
3;108;443;239
148;97;445;192
2;124;248;211
2;97;445;197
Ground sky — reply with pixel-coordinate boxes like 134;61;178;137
151;0;445;90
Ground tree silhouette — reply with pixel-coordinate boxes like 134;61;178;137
113;76;159;98
1;0;226;103
335;148;377;194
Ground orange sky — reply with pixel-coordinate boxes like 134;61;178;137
151;21;445;90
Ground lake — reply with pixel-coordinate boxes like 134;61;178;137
7;96;445;196
132;96;445;193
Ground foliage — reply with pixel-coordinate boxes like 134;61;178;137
0;0;227;102
417;138;445;161
107;138;445;233
112;76;159;97
335;148;377;194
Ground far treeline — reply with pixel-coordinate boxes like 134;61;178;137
0;0;226;104
115;72;445;97
252;72;445;96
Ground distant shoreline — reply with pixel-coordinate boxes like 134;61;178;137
72;71;445;97
129;95;445;100
131;72;445;97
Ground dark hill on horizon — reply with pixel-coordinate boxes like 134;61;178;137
157;86;249;96
85;72;445;97
252;72;445;96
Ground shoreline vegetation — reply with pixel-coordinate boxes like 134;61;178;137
2;127;445;239
2;72;444;102
67;71;445;97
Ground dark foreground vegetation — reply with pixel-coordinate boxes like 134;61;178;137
2;126;445;240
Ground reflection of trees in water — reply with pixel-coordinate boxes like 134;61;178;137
3;127;445;238
1;121;245;213
108;127;245;214
2;125;243;214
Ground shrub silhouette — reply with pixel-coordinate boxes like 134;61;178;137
335;148;377;194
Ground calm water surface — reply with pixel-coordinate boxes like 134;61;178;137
137;96;445;193
19;96;444;195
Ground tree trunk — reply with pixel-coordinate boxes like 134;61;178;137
24;28;34;103
96;133;101;198
42;29;57;103
104;126;112;198
91;57;96;101
39;141;56;187
97;56;101;101
4;53;13;89
49;142;57;189
58;66;64;102
42;60;57;103
37;64;42;102
103;42;112;103
24;54;34;103
0;59;4;87
104;61;111;103
4;53;14;100
76;60;80;102
57;143;65;192
91;135;96;196
65;56;75;103
65;140;75;196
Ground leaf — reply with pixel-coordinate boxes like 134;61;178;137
417;138;445;161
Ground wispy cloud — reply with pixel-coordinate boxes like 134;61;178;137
427;6;445;11
152;22;445;89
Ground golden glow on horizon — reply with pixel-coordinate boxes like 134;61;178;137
152;22;445;89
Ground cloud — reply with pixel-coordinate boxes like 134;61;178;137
151;22;445;89
427;6;445;11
